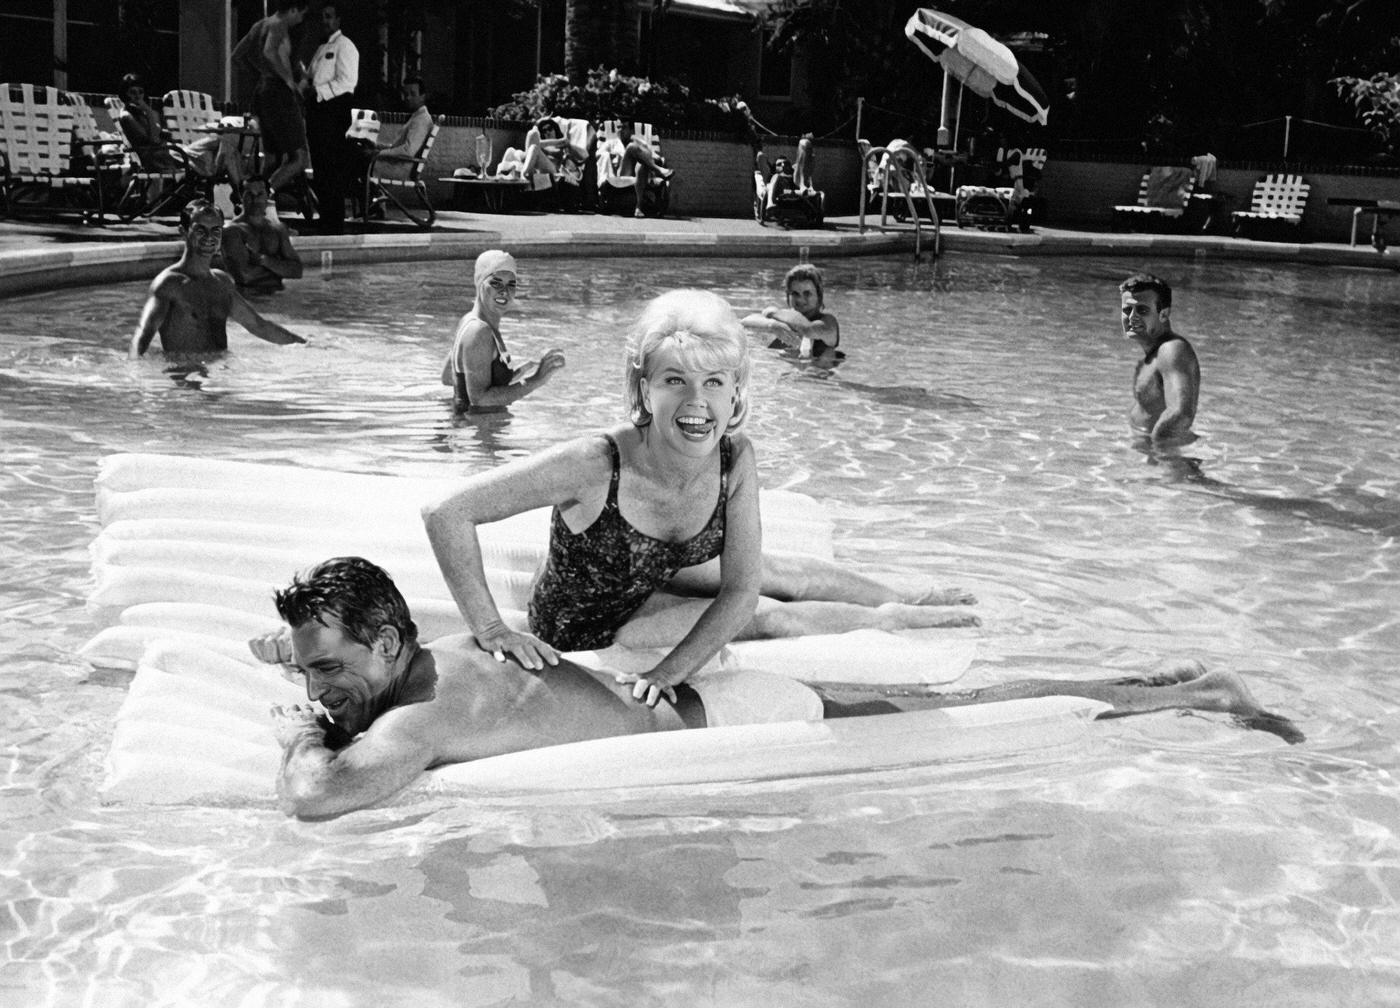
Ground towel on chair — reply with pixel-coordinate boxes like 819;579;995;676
1145;166;1193;208
1190;153;1217;188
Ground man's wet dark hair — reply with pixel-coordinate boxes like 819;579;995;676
274;556;419;650
179;198;223;232
1119;272;1172;310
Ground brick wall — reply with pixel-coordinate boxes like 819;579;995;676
419;119;867;219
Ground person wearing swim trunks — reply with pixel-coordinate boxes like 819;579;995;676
440;250;566;413
742;263;841;358
221;177;304;291
423;289;976;709
258;556;1302;819
232;0;310;197
130;199;307;358
1121;272;1200;445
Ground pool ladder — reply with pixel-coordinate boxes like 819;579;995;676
857;141;942;259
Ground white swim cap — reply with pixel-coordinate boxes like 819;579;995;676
474;249;517;286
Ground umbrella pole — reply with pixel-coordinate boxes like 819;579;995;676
938;70;952;147
949;83;964;192
856;97;866;232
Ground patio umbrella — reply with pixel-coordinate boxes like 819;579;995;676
904;8;1050;135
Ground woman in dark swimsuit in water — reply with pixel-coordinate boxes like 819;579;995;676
423;289;978;707
441;249;566;413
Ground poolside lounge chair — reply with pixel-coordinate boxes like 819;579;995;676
862;139;945;222
363;113;443;228
753;151;824;228
1112;166;1195;232
954;145;1046;231
1231;174;1310;242
0;83;109;223
106;92;253;221
596;120;670;217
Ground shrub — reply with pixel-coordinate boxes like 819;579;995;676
489;67;750;132
1332;72;1400;159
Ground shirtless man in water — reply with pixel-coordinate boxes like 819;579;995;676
130;200;307;357
259;557;1302;820
1121;272;1200;444
220;178;304;292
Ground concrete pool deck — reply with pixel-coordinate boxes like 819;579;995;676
1;206;1395;298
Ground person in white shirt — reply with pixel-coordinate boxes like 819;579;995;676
304;2;359;234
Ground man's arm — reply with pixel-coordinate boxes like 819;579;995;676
225;278;307;344
129;276;176;357
1151;341;1199;441
272;702;438;819
264;22;299;91
218;225;258;287
263;227;304;280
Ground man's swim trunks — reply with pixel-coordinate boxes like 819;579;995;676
254;81;306;158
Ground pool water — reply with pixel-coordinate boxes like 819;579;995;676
3;254;1399;1006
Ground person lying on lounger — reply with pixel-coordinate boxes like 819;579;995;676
130;199;307;357
258;555;1303;820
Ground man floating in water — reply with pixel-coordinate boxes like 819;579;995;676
1121;272;1199;445
259;557;1303;820
130;199;307;357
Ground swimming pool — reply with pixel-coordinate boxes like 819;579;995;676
3;253;1399;1005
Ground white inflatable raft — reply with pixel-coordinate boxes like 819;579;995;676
85;453;1108;805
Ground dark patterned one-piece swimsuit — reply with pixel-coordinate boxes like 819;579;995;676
527;433;730;651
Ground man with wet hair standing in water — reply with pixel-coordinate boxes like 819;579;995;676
1120;272;1200;445
130;199;307;357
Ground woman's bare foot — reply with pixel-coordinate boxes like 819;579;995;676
875;602;980;630
905;585;978;607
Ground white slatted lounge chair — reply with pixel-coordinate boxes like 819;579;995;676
1112;166;1195;231
1231;173;1310;241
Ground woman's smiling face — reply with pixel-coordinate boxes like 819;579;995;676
479;270;518;313
641;342;738;452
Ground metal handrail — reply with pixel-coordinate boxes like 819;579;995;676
856;143;941;259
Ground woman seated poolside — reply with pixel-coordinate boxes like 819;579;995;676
423;288;975;707
441;250;566;413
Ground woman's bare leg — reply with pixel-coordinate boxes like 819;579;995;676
668;553;976;607
614;592;979;650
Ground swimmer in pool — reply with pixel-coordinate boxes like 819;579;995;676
441;249;566;413
424;289;973;710
129;199;307;357
259;556;1303;819
1121;272;1199;445
742;263;840;359
220;177;304;292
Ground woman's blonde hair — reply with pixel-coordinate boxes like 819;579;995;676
624;289;751;432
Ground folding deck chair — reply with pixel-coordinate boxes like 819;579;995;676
754;151;824;228
363;113;443;228
0;83;108;223
1112;166;1195;232
596;120;671;217
954;146;1046;232
1231;174;1310;242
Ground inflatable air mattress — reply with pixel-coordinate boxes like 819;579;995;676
85;454;1108;805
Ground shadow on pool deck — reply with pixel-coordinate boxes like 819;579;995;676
1;206;1395;298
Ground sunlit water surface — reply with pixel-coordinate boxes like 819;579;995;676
2;254;1399;1007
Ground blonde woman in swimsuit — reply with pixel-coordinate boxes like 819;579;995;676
424;288;977;707
441;250;566;413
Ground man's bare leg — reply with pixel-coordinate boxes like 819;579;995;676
807;660;1304;744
